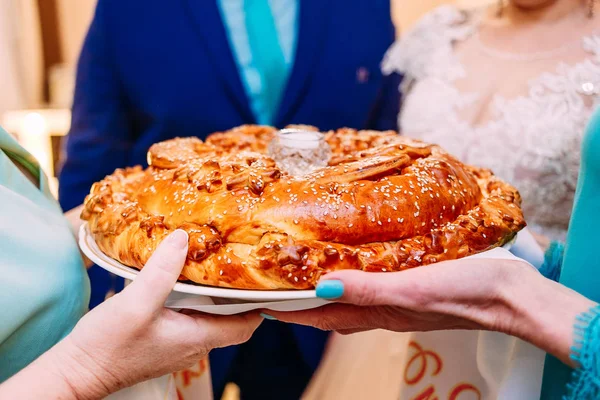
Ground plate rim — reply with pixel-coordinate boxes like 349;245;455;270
78;223;317;301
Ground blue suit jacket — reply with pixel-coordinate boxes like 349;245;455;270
59;0;400;395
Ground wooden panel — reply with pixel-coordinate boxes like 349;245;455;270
391;0;491;34
55;0;96;66
36;0;63;102
391;0;455;34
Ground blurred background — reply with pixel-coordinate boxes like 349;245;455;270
0;0;486;197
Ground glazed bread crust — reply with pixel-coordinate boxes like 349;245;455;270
82;125;525;290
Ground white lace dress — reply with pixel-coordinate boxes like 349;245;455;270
382;5;600;241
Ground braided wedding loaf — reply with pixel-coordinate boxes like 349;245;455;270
82;125;525;290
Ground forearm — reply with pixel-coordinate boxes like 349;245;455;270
500;269;597;367
0;338;110;400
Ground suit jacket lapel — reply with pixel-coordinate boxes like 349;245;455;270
182;0;255;123
275;0;332;127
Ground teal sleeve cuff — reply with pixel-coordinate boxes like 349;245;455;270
565;305;600;400
539;241;565;282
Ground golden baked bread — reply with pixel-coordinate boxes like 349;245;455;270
82;125;525;290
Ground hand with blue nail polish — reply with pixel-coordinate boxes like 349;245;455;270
265;256;597;368
267;258;520;334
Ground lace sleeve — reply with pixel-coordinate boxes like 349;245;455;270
565;305;600;399
381;5;477;95
381;5;473;79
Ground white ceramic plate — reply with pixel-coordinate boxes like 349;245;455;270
79;223;317;301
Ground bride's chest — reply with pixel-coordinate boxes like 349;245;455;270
401;47;600;169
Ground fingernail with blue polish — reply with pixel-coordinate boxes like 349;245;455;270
260;313;277;320
316;280;344;299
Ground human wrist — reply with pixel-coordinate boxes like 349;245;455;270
500;268;596;366
48;337;117;399
0;336;115;400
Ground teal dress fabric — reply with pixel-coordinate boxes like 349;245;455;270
540;109;600;399
0;127;90;381
217;0;298;125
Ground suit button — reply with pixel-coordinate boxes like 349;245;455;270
356;67;369;83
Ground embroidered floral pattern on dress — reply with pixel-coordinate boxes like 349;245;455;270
382;5;600;241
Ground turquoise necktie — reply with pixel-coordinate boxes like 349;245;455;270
244;0;289;125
